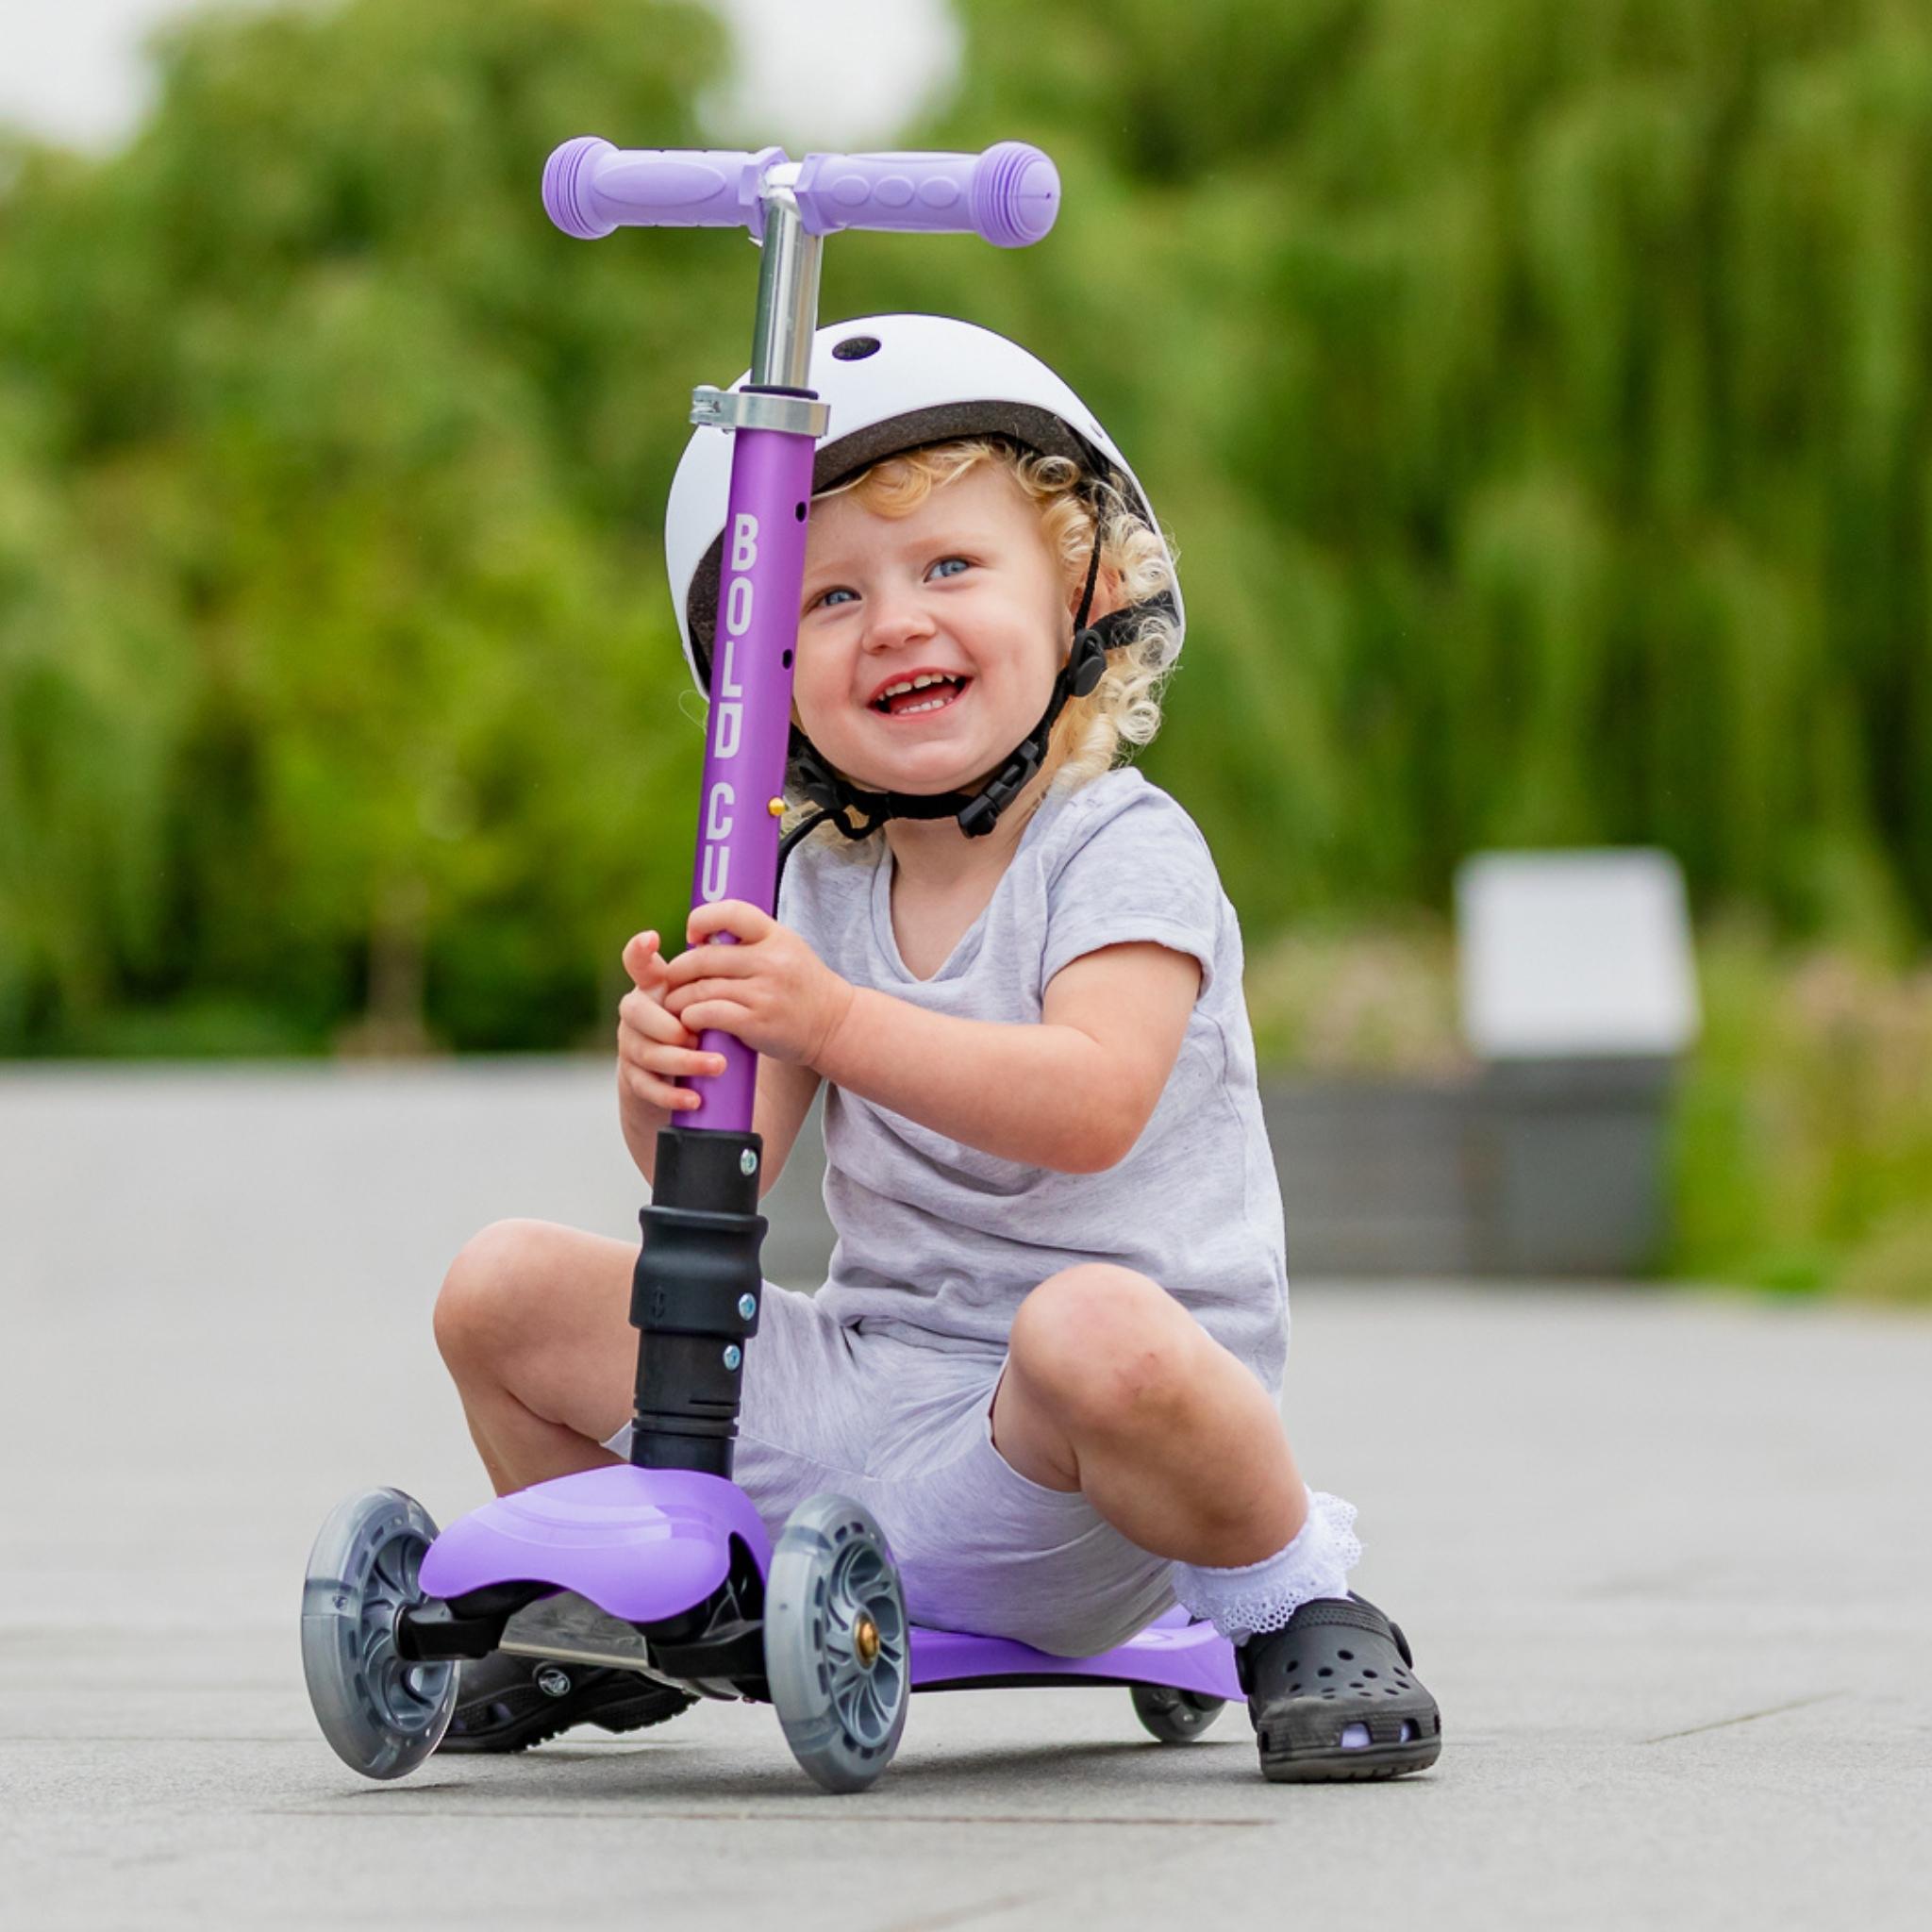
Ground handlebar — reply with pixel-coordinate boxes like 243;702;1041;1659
543;140;1059;248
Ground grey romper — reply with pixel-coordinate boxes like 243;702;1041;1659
613;767;1290;1657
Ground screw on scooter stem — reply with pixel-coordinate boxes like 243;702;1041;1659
544;139;1059;248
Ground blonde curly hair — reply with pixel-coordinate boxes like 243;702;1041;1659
784;437;1180;844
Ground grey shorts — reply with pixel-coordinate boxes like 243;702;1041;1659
607;1281;1175;1657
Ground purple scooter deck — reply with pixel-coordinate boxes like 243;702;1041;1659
419;1466;1241;1700
910;1607;1241;1701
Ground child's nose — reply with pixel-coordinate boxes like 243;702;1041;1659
861;591;937;651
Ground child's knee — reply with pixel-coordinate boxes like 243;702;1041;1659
433;1218;551;1374
1010;1265;1189;1434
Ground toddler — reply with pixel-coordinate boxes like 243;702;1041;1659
431;315;1442;1782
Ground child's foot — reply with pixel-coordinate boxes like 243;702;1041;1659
438;1651;696;1754
1234;1593;1441;1782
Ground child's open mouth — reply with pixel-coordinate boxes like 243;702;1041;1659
869;673;972;720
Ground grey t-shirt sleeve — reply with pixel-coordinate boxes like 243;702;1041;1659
1038;780;1223;997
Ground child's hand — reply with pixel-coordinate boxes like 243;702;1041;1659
662;900;857;1070
617;930;727;1121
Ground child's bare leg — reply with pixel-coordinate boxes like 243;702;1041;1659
432;1219;639;1495
992;1264;1307;1566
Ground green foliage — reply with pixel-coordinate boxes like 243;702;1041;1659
2;0;1931;1059
1669;919;1932;1300
1;0;733;1049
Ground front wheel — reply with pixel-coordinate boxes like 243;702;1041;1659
301;1487;458;1779
763;1492;909;1793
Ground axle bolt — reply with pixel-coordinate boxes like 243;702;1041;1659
738;1293;758;1321
723;1344;742;1371
854;1614;880;1668
740;1149;758;1176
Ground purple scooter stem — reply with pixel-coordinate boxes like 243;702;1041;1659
685;425;816;1135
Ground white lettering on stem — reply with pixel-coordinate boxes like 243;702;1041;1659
716;630;744;701
724;577;754;663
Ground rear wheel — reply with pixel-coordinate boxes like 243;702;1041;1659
1130;1683;1227;1743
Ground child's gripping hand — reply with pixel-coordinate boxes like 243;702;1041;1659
662;900;857;1070
617;929;727;1122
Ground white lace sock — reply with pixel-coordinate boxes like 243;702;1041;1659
1170;1490;1363;1644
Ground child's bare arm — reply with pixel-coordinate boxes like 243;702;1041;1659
659;901;1200;1174
816;942;1199;1172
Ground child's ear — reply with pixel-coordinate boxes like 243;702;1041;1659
1072;563;1124;625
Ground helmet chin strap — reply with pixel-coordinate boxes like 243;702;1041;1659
781;528;1129;874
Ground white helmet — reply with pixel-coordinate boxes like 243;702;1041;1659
665;312;1184;691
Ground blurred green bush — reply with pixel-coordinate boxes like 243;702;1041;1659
2;0;1929;1112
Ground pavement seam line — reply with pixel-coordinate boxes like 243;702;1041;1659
1641;1690;1845;1744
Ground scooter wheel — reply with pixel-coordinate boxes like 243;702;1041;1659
763;1492;908;1793
301;1487;458;1780
1130;1683;1227;1743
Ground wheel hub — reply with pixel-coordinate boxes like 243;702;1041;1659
853;1613;880;1668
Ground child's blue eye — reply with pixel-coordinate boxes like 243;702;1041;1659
929;557;971;580
817;587;856;608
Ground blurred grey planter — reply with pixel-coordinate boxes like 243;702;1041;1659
757;1056;1677;1290
1264;1058;1676;1279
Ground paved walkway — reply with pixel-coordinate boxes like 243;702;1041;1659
2;1061;1925;1930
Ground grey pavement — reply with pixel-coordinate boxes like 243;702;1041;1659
1;1059;1926;1932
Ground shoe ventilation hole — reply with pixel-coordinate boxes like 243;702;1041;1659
1349;1680;1364;1690
1362;1669;1378;1679
1340;1723;1371;1750
1317;1667;1333;1678
1399;1720;1419;1743
1337;1650;1354;1661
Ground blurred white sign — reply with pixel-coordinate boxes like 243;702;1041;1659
1456;850;1700;1058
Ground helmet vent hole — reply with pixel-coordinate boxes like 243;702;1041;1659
782;650;792;668
832;336;881;361
794;501;807;522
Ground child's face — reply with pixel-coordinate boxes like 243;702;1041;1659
792;464;1071;802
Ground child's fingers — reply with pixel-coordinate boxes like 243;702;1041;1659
619;986;695;1043
624;1032;727;1083
621;1061;705;1112
620;1036;725;1112
622;930;668;990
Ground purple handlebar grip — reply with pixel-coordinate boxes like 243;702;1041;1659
792;143;1059;246
544;138;784;241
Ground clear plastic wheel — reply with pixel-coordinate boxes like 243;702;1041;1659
763;1492;909;1793
301;1487;458;1780
1130;1682;1227;1743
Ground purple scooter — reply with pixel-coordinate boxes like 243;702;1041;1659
300;137;1240;1794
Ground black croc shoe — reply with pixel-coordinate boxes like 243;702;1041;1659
1235;1593;1442;1783
438;1651;696;1755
